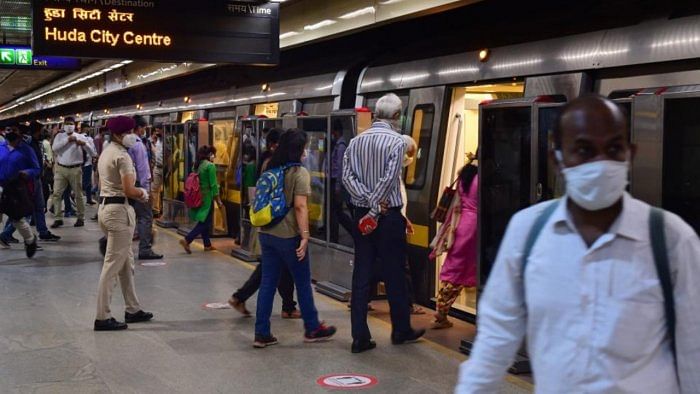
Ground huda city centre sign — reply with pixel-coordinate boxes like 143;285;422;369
32;1;280;65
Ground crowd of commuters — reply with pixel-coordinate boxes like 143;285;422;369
2;93;698;392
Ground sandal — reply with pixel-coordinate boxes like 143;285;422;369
431;318;453;329
410;305;426;315
179;239;192;254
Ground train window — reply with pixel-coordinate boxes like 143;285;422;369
299;117;329;242
404;104;435;189
329;115;356;247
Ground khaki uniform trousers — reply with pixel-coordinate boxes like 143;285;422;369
52;164;85;220
96;202;141;320
151;166;163;214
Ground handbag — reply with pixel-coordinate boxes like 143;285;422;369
0;178;34;221
431;178;458;223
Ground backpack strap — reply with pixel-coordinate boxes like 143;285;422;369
522;200;559;275
649;207;679;380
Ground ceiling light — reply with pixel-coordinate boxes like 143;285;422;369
280;31;300;40
479;49;490;62
304;20;336;31
339;7;375;19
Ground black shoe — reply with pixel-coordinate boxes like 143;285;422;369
25;238;38;258
94;318;128;331
351;339;377;353
6;236;19;244
253;334;279;348
99;237;107;256
74;219;84;227
391;329;426;345
90;214;98;222
0;237;9;248
50;220;63;229
139;251;163;260
125;310;154;323
39;232;61;242
86;200;96;206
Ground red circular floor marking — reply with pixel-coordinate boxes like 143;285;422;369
316;374;378;390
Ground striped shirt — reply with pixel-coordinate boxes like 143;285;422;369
342;121;405;216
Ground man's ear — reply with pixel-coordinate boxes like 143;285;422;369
549;148;562;173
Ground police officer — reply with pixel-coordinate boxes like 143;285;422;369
94;116;153;331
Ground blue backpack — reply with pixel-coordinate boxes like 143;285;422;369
249;163;301;227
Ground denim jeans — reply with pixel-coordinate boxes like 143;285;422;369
255;233;320;337
185;203;213;247
233;262;297;312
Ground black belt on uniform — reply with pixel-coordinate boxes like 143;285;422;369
99;196;135;206
57;163;82;169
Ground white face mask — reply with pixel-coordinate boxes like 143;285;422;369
64;125;75;134
556;151;629;211
122;134;139;149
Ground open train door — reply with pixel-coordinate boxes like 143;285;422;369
631;86;700;235
460;95;566;374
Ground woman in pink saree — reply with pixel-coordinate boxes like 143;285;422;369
430;162;478;329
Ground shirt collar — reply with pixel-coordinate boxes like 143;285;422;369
551;192;646;242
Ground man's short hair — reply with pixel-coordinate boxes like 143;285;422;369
133;115;148;128
64;116;75;123
375;93;403;121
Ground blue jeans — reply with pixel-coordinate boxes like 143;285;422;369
3;178;48;238
82;165;93;203
185;203;213;247
255;233;320;337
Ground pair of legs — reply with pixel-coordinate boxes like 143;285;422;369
351;208;413;342
52;165;84;221
329;179;354;244
184;203;213;248
96;203;141;321
232;262;297;314
151;166;163;215
433;281;466;328
133;199;159;257
82;164;94;203
255;233;320;337
2;178;52;241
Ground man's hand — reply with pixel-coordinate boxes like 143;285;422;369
406;218;415;235
137;187;149;203
296;238;308;261
358;214;378;235
379;201;389;215
76;140;86;146
68;135;77;142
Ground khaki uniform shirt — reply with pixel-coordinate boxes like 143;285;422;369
98;142;134;198
260;166;311;239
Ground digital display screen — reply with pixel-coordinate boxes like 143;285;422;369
32;0;280;65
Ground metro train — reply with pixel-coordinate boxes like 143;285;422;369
45;13;700;321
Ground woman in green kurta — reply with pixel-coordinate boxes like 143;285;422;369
180;146;223;253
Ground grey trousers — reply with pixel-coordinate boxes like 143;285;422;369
133;199;154;254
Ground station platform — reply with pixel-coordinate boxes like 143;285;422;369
0;205;532;393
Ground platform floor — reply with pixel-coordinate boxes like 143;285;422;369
0;207;532;394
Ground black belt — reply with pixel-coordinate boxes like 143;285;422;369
99;196;135;206
58;163;82;169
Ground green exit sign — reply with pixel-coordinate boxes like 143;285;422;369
0;48;15;65
16;49;32;65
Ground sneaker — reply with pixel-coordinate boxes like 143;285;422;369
253;334;278;348
50;220;64;229
94;318;128;331
304;323;337;343
74;219;85;227
281;309;302;319
6;236;19;244
39;232;61;242
124;310;154;323
25;238;38;259
228;296;251;317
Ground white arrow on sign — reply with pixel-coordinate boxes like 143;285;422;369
1;52;12;62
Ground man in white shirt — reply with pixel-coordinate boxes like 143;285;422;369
456;95;700;393
50;117;88;228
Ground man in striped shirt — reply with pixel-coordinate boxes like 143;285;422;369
343;93;425;354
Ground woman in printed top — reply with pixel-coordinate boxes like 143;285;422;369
253;128;336;348
179;146;223;254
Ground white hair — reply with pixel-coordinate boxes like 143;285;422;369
374;93;403;121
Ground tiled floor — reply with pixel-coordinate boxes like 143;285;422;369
0;207;532;393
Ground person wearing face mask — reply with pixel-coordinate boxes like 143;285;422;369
342;93;425;354
128;115;162;260
456;95;700;393
94;116;153;331
50;117;88;228
179;146;223;253
0;126;40;257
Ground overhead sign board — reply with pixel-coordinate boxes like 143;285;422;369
0;45;81;70
32;1;280;65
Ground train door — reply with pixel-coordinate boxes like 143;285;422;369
157;122;187;228
435;82;524;315
176;121;203;235
478;96;566;289
298;116;329;242
313;110;370;300
654;87;700;234
210;116;239;239
231;116;284;261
